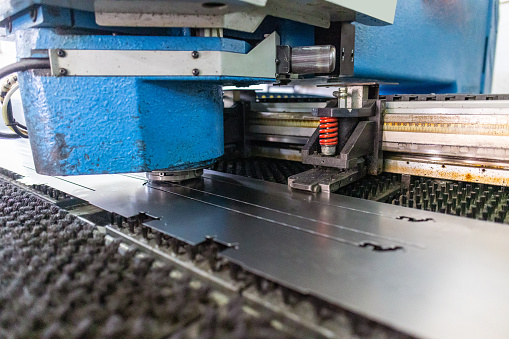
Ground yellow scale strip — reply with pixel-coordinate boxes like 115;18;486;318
383;122;509;136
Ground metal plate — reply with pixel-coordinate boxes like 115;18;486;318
48;32;278;79
3;140;509;338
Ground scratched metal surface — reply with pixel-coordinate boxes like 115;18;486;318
3;139;509;339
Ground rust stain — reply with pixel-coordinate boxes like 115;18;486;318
52;133;70;161
385;160;509;187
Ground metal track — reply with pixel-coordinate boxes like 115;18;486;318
247;93;509;185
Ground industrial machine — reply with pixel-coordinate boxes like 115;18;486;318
0;1;508;339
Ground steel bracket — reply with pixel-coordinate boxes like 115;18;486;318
276;45;291;75
301;98;384;175
312;99;376;118
288;160;366;193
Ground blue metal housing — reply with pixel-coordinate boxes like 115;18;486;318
15;28;266;175
355;0;498;94
19;75;224;175
223;1;499;94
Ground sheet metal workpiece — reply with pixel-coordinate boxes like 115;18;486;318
3;140;509;339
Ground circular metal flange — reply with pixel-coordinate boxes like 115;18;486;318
146;169;204;183
321;145;336;156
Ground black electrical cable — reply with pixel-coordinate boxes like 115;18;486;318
6;101;28;138
0;130;20;139
0;58;50;138
0;58;50;80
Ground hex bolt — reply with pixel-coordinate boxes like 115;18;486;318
59;68;68;76
192;68;200;76
56;50;66;57
191;51;199;59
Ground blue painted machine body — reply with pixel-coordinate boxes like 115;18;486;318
14;29;265;175
0;1;499;175
355;0;499;94
19;74;225;175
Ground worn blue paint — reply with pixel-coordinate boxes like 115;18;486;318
18;74;224;175
16;28;251;58
355;0;498;94
8;6;71;32
14;28;268;175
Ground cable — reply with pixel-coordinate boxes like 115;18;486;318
2;83;28;138
0;128;20;139
1;75;17;104
0;58;50;80
0;75;26;130
0;76;21;138
0;59;50;139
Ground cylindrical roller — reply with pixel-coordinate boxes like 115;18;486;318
291;45;336;74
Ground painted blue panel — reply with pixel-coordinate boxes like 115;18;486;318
15;28;251;58
355;0;498;94
13;28;274;175
9;6;72;32
481;0;499;94
18;74;224;175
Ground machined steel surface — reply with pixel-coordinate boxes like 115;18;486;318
3;140;509;338
287;165;365;193
290;45;336;75
146;169;204;183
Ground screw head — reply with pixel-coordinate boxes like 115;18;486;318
58;68;68;76
191;51;199;59
56;49;66;57
192;68;200;76
30;7;38;22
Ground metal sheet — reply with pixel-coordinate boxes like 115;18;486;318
3;140;509;338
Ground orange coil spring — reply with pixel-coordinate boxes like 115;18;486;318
319;117;338;146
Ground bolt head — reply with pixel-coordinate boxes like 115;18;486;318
30;8;38;22
58;68;68;76
192;68;200;76
191;51;199;59
56;50;66;57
